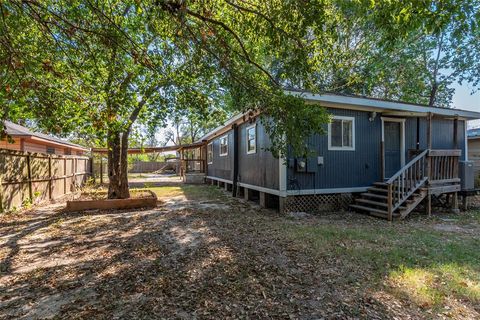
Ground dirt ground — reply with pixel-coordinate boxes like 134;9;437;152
0;185;479;319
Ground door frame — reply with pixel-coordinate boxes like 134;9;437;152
381;117;406;179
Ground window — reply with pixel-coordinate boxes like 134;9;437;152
207;143;213;164
328;116;355;150
219;134;228;156
46;146;55;154
246;124;256;154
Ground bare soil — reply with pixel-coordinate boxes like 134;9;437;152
0;186;478;319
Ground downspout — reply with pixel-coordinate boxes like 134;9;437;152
232;124;239;197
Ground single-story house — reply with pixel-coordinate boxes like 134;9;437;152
193;90;480;220
467;128;480;183
1;121;88;155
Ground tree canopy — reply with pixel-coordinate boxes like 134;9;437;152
1;0;479;197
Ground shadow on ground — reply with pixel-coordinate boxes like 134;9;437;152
0;184;479;319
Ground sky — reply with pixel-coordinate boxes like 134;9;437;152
451;83;480;128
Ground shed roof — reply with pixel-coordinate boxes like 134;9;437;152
3;121;89;151
467;128;480;139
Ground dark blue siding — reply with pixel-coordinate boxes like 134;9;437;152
287;110;467;190
432;119;466;160
406;118;466;160
287;108;382;190
207;109;466;191
237;120;279;189
206;130;234;181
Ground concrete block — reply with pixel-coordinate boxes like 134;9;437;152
279;197;286;214
259;192;266;208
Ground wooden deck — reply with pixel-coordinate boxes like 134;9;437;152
351;149;461;220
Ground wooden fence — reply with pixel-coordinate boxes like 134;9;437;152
129;160;177;173
0;149;91;212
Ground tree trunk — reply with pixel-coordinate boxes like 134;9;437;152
119;130;130;198
428;82;438;108
107;129;130;199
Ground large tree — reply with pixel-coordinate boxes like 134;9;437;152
1;0;330;198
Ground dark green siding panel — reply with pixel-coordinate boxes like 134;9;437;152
206;129;234;181
237;120;279;189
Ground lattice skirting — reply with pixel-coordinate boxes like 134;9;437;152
283;193;354;213
465;194;480;209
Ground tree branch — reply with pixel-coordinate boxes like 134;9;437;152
185;8;278;85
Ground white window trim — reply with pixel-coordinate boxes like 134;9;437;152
328;116;355;151
219;134;228;156
207;142;213;164
246;124;257;154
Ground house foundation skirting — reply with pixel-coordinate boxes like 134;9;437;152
282;193;354;213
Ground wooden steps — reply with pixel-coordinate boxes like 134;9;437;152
351;175;427;220
350;149;461;220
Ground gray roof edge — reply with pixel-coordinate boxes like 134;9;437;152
286;90;480;120
197;90;480;143
4;121;89;150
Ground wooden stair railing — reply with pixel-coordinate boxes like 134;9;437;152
385;149;429;220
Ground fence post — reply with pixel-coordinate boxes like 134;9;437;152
0;153;3;213
90;157;94;182
64;157;67;195
100;157;103;184
73;158;77;192
26;154;33;201
48;155;53;200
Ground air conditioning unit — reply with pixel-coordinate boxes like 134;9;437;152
459;161;474;190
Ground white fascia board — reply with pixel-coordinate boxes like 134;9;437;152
286;90;480;120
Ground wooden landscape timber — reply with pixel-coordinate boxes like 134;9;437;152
64;190;157;212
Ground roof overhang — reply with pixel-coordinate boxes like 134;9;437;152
287;90;480;120
196;90;480;144
28;136;89;151
91;142;205;155
197;112;252;142
5;134;89;151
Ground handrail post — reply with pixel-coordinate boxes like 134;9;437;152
387;184;393;221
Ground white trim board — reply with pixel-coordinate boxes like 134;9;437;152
237;182;281;196
286;186;369;196
328;115;355;151
287;90;480;120
207;142;213;164
465;123;469;161
206;176;233;184
245;124;257;154
219;134;229;156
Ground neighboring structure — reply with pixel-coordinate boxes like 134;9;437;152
467;128;480;184
199;90;480;220
1;121;88;155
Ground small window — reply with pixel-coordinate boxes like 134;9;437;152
219;135;228;156
328;116;355;150
207;143;213;164
246;125;256;154
46;146;55;154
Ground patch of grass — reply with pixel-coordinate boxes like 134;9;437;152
390;263;480;309
282;219;480;312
